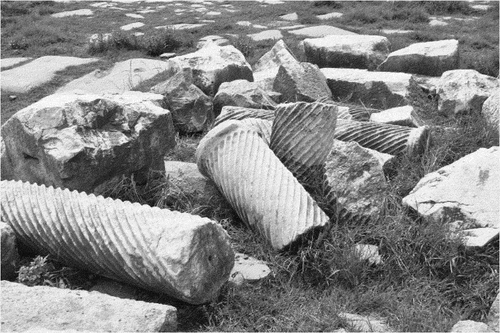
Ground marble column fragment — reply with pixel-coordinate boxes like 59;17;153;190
334;119;430;157
196;121;330;250
270;102;338;186
213;106;275;127
239;118;273;145
0;180;234;305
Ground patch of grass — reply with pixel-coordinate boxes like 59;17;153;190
88;29;195;57
421;1;476;15
313;1;343;9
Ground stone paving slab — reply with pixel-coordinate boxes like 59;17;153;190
56;58;177;94
51;9;93;18
0;57;32;70
289;25;357;37
1;56;99;94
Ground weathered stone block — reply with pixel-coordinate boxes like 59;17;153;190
403;147;499;229
151;68;213;133
1;222;19;281
1;281;177;332
303;35;390;70
274;62;332;102
378;39;459;76
1;92;175;193
321;68;419;109
172;42;253;96
437;69;499;116
323;140;392;224
213;80;277;117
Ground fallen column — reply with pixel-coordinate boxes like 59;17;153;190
270;102;338;187
196;121;330;250
334;119;430;157
239;118;273;145
213;106;275;127
0;180;234;305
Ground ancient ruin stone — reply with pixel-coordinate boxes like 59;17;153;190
481;89;499;137
0;57;32;70
303;35;390;70
1;180;234;304
196;121;329;250
403;147;499;229
317;12;343;20
248;30;283;41
197;35;230;49
338;312;393;332
213;106;275;127
163;160;229;209
51;9;93;18
172;42;253;96
323;140;392;224
239;118;273;145
458;228;499;248
319;99;381;121
1;92;176;193
273;61;332;102
488;293;499;332
288;25;357;38
370;105;418;127
334;119;430;157
56;58;178;94
280;12;298;21
321;68;419;109
437;69;499;116
450;320;491;332
353;244;383;265
1;56;99;94
270;102;338;186
378;39;459;76
213;80;277;117
229;253;271;286
1;222;19;281
1;281;177;332
253;39;299;91
151;68;213;133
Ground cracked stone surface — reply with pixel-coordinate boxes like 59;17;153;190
403;147;499;228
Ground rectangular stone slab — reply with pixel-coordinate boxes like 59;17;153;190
1;281;177;332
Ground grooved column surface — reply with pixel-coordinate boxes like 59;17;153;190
334;119;430;156
196;121;329;250
270;102;338;186
239;118;273;145
213;106;275;127
0;180;234;305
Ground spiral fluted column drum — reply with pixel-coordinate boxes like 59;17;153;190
334;119;430;157
0;180;234;305
213;106;275;127
196;121;329;250
239;118;273;145
270;102;338;187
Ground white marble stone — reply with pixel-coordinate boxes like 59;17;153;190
120;22;145;31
